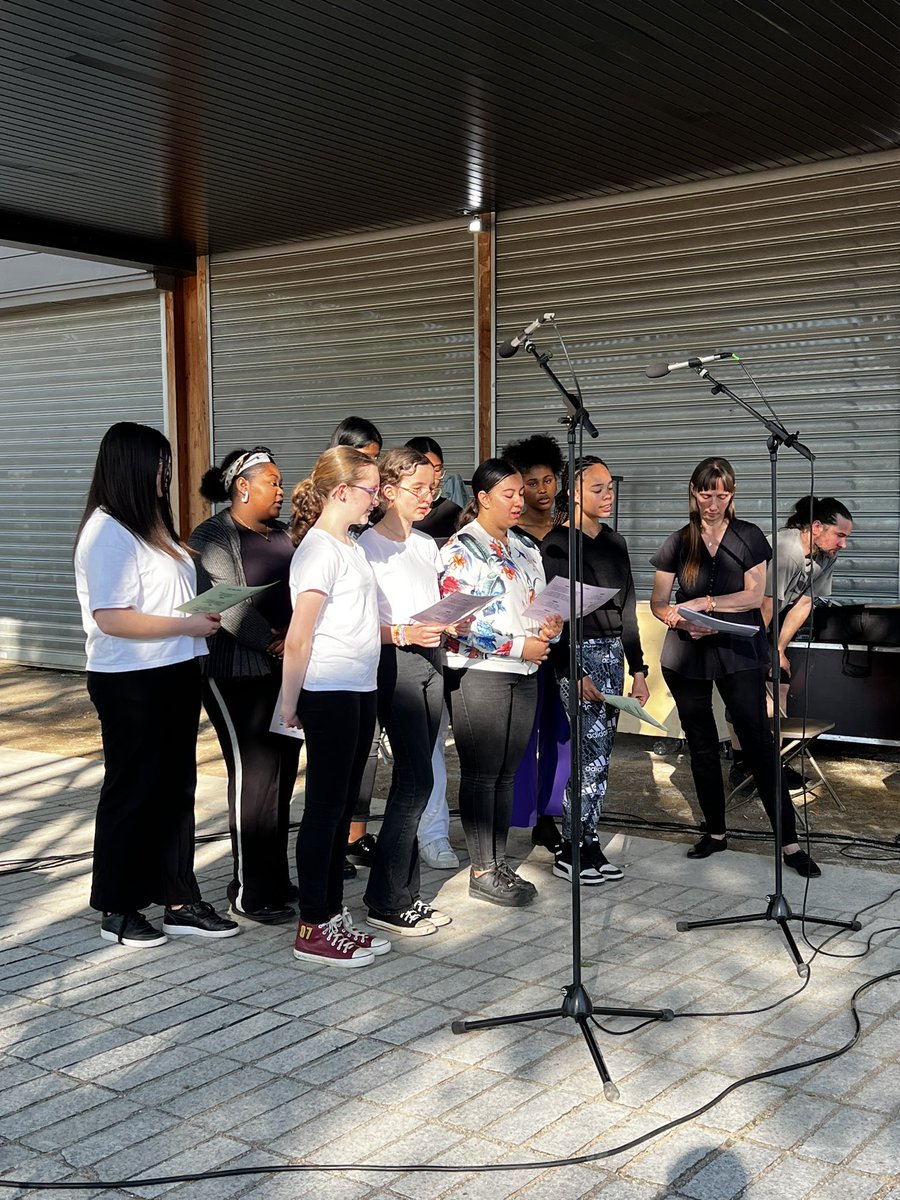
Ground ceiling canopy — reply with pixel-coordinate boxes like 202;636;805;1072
3;0;900;269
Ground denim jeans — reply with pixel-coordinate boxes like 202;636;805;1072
663;665;798;844
451;668;539;870
364;646;444;914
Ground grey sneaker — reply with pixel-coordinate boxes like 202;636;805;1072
469;864;535;907
420;838;460;869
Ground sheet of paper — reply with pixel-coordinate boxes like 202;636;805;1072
521;575;618;621
677;607;759;638
269;688;305;741
410;593;490;625
601;692;668;730
177;582;276;614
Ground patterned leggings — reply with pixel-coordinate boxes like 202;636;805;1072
558;637;625;841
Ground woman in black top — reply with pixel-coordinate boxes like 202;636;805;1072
649;456;819;877
406;436;463;544
542;456;649;885
189;447;302;923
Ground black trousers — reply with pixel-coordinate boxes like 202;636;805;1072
663;665;798;844
295;689;377;923
87;658;203;913
451;669;539;870
364;646;443;914
202;672;301;913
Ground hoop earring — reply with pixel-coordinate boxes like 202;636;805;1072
241;491;249;504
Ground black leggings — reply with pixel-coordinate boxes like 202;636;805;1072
451;669;539;870
663;665;798;844
87;659;203;913
295;689;377;923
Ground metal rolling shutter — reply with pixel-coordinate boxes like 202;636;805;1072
0;293;166;669
495;156;900;602
209;223;476;495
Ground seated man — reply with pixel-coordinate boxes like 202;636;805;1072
729;495;853;790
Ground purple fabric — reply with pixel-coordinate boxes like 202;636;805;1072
510;661;571;827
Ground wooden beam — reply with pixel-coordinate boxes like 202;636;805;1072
475;219;494;462
165;256;212;538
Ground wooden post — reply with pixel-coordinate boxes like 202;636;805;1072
475;218;494;462
165;256;211;538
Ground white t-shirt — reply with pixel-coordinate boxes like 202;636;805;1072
289;528;380;692
357;526;442;623
74;509;208;673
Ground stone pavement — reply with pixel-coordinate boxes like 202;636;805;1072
1;746;899;1200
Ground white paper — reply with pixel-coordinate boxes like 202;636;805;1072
677;607;759;638
521;575;618;621
178;581;276;615
409;593;490;625
270;688;304;741
600;692;668;730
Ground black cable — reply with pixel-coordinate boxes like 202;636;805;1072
2;966;896;1192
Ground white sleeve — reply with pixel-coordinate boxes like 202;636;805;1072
82;521;142;612
290;536;341;602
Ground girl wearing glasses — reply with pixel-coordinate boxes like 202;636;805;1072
358;447;453;936
649;457;819;877
189;447;300;925
281;447;388;967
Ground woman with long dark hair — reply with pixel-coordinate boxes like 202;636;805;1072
440;458;563;906
282;446;390;967
74;422;239;947
542;455;650;885
405;435;463;543
189;446;300;924
358;446;452;935
649;456;820;877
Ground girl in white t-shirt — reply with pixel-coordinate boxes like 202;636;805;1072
282;447;388;968
73;422;238;949
358;447;455;938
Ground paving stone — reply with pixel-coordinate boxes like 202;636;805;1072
846;1119;900;1174
678;1142;780;1199
739;1154;832;1198
61;1108;179;1168
808;1169;888;1200
749;1092;838;1149
801;1106;887;1163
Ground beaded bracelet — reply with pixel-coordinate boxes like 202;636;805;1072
398;624;408;647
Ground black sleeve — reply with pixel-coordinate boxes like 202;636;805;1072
650;528;684;574
619;559;645;675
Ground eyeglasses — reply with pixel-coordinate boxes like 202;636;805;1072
398;485;438;499
348;483;380;500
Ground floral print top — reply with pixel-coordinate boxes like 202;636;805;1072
439;520;550;674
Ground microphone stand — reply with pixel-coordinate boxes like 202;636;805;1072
674;367;860;973
451;337;673;1098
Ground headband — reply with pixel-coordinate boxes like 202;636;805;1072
223;449;276;492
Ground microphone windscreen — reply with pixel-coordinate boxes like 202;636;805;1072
497;341;519;360
645;361;669;379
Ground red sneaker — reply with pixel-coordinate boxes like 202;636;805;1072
293;913;375;967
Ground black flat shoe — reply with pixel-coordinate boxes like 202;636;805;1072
346;833;377;868
687;833;728;859
531;815;562;853
783;849;821;878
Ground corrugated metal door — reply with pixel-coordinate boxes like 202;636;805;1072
209;223;476;493
495;157;900;602
0;293;167;669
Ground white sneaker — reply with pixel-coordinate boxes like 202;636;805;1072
420;838;460;869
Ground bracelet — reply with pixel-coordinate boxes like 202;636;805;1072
391;624;400;646
709;595;717;613
398;624;408;648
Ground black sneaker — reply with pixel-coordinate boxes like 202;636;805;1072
229;903;295;925
162;901;240;938
552;840;605;886
583;837;624;881
346;833;378;868
468;865;535;907
531;815;562;854
411;897;452;927
100;911;167;948
366;907;437;937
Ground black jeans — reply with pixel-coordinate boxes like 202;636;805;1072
364;646;443;914
203;672;301;913
663;665;798;844
451;668;539;870
87;659;203;913
295;689;377;923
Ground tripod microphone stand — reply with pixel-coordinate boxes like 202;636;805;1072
451;336;673;1098
674;367;860;973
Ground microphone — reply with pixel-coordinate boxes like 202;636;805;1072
645;351;738;379
497;312;555;359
